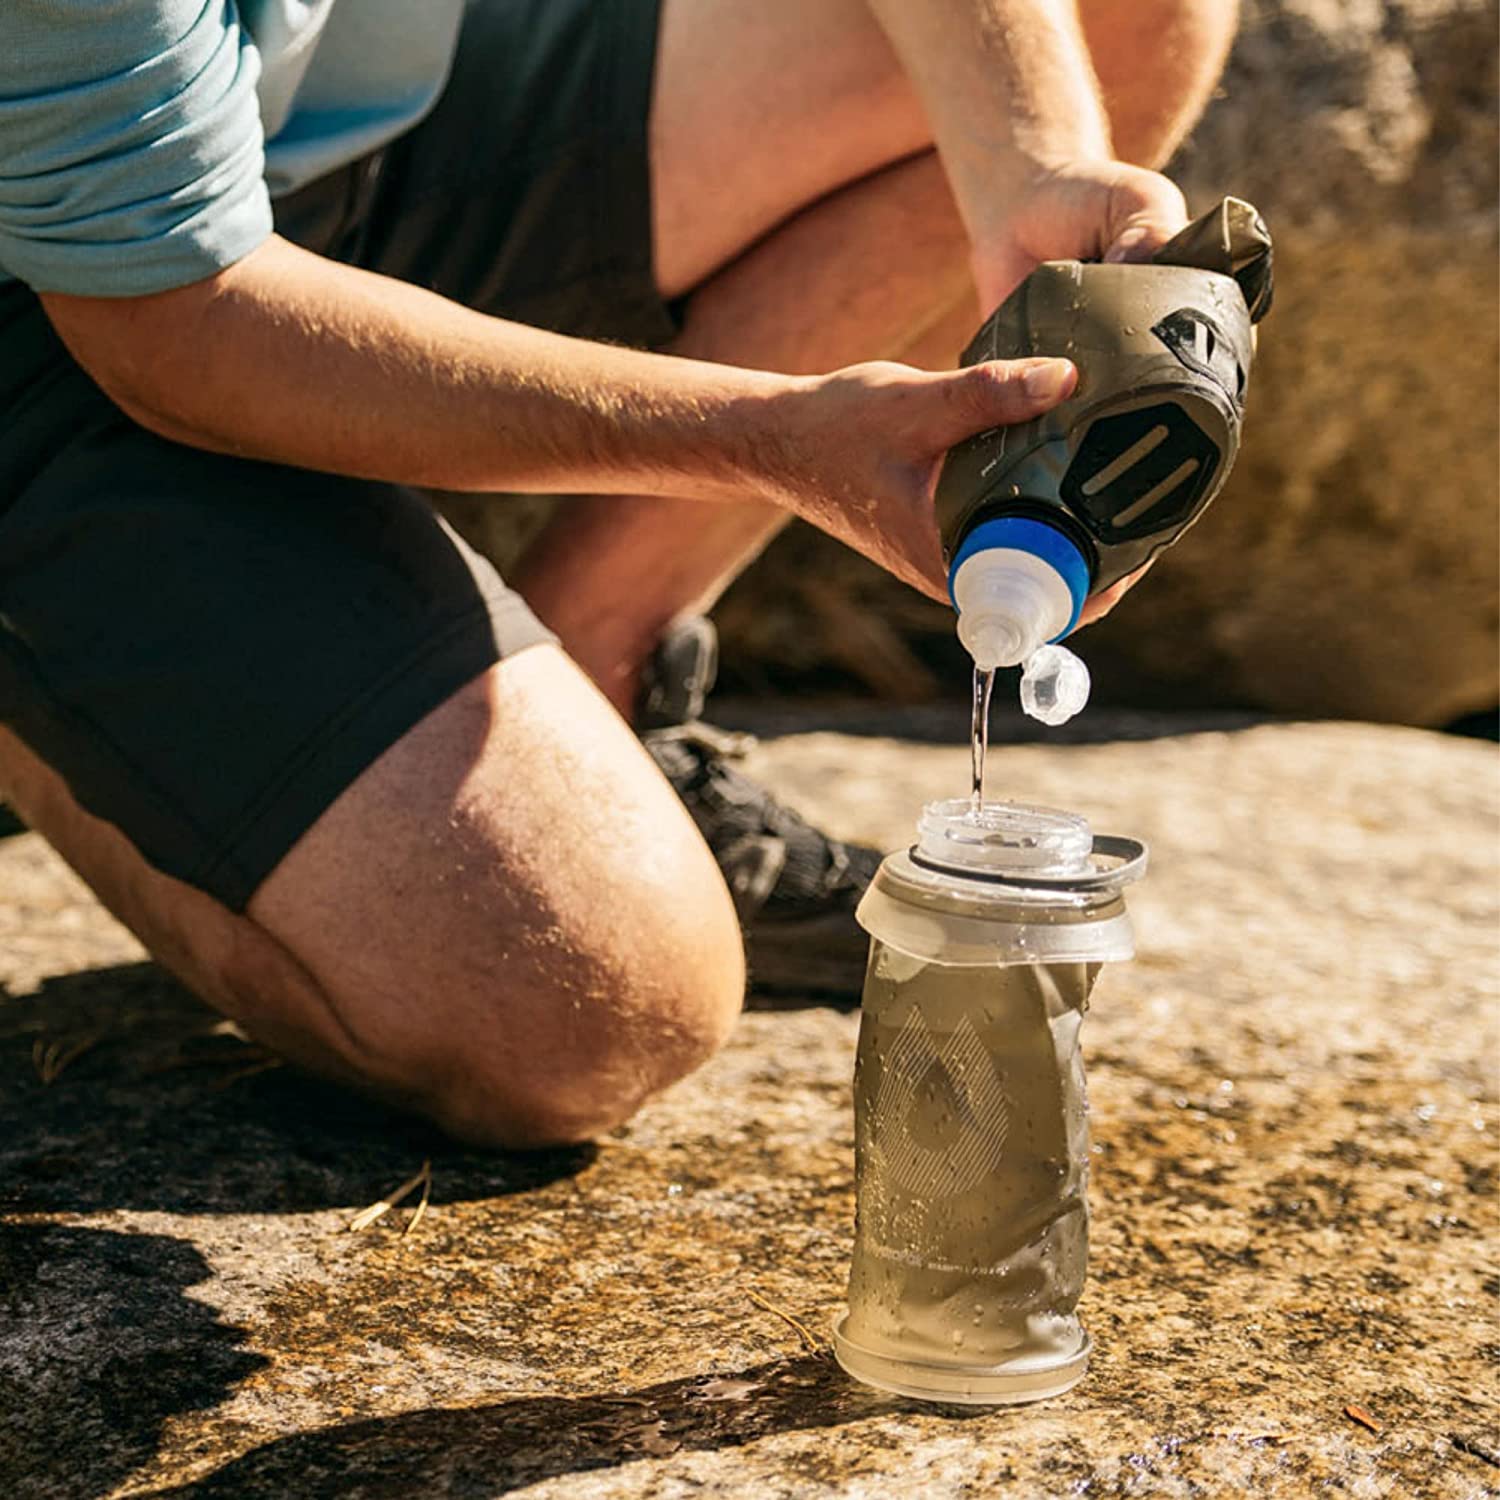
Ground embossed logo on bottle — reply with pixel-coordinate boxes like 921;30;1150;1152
871;1004;1012;1198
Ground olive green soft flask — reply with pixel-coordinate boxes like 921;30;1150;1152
936;197;1273;672
834;801;1146;1404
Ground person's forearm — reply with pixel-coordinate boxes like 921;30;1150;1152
865;0;1111;241
40;230;1088;606
41;235;793;506
1079;1;1239;169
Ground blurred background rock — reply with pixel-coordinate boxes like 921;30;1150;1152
437;0;1499;729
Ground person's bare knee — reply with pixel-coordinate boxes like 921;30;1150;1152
391;803;747;1146
420;893;745;1148
246;647;746;1147
302;853;745;1149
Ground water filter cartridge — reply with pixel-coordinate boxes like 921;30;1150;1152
948;517;1090;670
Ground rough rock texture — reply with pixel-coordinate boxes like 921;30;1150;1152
440;0;1499;726
1;718;1496;1498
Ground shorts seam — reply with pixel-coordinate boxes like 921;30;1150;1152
189;587;540;902
387;130;632;215
0;616;226;867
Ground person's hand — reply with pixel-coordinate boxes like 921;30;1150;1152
1074;563;1147;628
970;159;1189;320
767;356;1078;601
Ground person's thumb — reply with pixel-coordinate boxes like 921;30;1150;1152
1102;168;1189;264
931;357;1078;448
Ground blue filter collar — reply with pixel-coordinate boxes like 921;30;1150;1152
948;516;1092;638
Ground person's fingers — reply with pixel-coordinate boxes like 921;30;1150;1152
1102;169;1189;264
928;357;1078;448
1075;561;1152;627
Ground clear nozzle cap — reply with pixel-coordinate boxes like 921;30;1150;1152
1020;644;1092;726
956;570;1058;670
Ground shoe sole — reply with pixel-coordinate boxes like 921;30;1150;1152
744;912;870;1004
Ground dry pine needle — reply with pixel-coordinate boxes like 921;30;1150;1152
349;1159;432;1234
747;1288;824;1353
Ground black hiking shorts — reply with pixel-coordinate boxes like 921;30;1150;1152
0;0;674;911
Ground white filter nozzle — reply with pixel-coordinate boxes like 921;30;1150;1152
952;548;1076;670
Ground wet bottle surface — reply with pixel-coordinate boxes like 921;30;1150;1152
935;197;1273;720
935;197;1272;610
843;952;1097;1389
834;800;1145;1404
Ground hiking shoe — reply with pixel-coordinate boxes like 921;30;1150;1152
637;613;721;732
639;619;881;1001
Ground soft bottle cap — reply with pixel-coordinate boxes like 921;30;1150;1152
948;517;1090;670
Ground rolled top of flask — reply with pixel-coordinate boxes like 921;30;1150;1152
859;800;1146;964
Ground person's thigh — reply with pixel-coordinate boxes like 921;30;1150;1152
649;0;933;297
0;648;744;1146
272;0;930;344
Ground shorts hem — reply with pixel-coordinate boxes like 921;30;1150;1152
192;591;555;912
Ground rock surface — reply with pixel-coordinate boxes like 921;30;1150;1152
1;719;1497;1498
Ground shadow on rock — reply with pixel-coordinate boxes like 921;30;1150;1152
0;1223;267;1500
0;963;594;1216
711;697;1274;747
140;1353;922;1497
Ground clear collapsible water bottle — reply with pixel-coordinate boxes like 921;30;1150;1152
833;798;1146;1404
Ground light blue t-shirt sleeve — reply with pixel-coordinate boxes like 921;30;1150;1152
0;0;274;296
